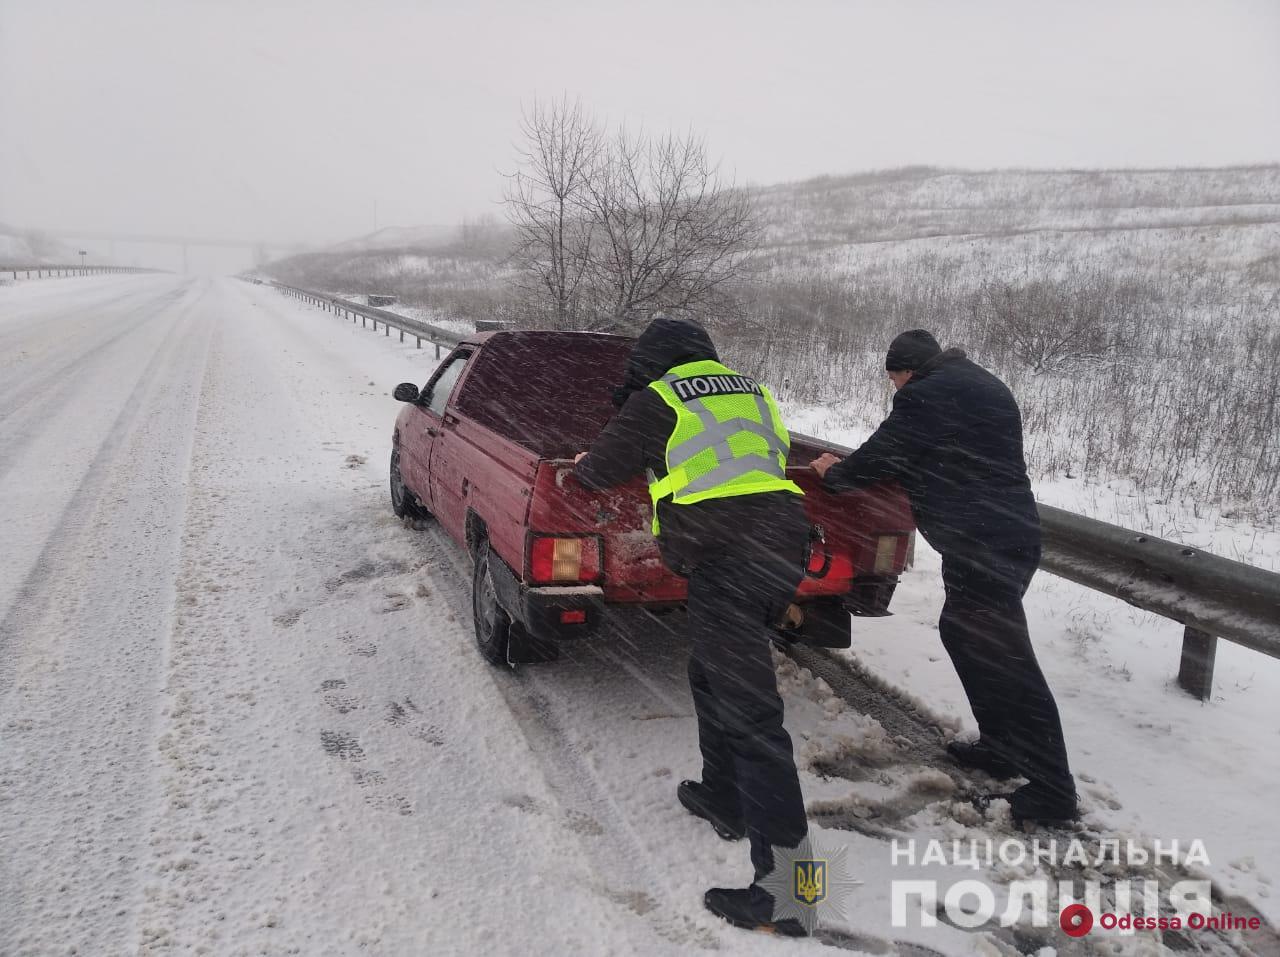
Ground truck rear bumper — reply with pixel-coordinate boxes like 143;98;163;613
483;549;606;647
520;584;607;642
487;543;898;660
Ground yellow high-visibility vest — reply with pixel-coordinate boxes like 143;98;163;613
645;359;803;535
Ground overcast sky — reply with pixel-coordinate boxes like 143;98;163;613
2;0;1278;250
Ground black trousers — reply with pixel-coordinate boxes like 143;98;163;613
938;545;1073;793
686;550;807;882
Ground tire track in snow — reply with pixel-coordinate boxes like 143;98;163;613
0;279;216;956
0;282;196;484
411;525;740;951
0;279;203;686
0;282;180;412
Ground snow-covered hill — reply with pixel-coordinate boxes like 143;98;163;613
0;225;75;266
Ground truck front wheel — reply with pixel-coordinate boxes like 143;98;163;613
390;448;429;520
472;540;512;666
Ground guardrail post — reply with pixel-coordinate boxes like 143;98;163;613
434;342;441;359
416;336;422;348
399;329;404;342
1177;626;1217;700
385;323;390;337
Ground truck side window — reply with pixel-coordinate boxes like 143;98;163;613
425;353;469;418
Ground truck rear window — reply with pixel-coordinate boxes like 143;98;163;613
453;332;633;460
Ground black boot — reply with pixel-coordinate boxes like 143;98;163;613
1010;779;1078;824
947;738;1018;778
678;780;745;841
704;885;807;937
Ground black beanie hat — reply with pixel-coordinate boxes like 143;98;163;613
885;329;942;372
612;313;718;407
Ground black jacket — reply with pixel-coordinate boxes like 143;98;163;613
822;349;1040;556
575;317;808;575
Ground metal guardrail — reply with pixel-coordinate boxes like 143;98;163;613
3;264;159;280
1036;504;1280;700
265;281;464;358
806;440;1280;701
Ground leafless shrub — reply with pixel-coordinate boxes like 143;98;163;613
576;128;761;329
503;98;761;331
502;96;601;325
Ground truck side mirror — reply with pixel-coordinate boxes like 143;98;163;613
393;382;420;403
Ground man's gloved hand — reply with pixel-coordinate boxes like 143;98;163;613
811;452;841;478
574;451;588;464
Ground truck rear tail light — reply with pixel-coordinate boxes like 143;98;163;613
559;609;587;624
526;534;603;584
874;535;902;575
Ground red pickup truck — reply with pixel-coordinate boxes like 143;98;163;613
390;331;914;665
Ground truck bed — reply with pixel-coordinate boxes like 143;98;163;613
392;329;914;657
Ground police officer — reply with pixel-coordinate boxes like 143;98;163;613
575;314;810;936
812;329;1077;822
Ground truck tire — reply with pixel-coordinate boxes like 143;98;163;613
472;539;512;666
390;448;428;520
778;598;852;649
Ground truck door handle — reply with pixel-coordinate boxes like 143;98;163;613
425;427;438;437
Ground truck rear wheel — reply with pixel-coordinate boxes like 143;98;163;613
390;448;428;520
775;598;852;649
472;540;512;666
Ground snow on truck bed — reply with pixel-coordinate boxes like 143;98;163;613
452;330;633;460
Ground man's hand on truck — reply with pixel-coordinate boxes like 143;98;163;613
574;451;588;463
810;452;840;478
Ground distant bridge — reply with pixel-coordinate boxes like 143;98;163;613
35;228;314;272
41;228;313;250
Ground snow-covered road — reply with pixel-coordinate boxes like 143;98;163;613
0;276;831;955
1;276;1276;956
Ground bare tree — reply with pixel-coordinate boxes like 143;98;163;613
579;128;760;330
976;276;1115;373
503;97;601;324
504;99;761;330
